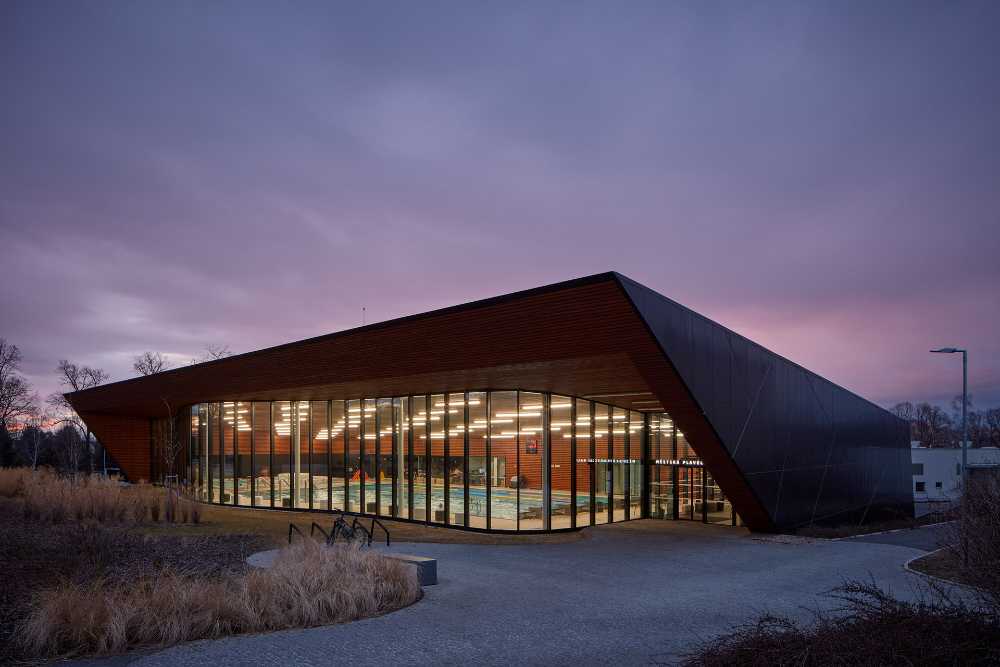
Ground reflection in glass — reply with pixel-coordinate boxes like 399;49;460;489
186;391;737;533
252;402;271;507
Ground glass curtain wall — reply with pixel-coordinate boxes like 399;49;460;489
549;395;573;529
429;394;445;523
411;396;428;521
186;393;740;531
330;401;346;510
347;399;361;513
468;392;487;528
311;401;329;510
575;398;593;527
235;401;251;505
253;403;271;507
489;391;517;530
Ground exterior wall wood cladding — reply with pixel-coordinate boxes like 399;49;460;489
66;279;651;417
79;412;151;483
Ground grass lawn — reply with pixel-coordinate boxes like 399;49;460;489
139;501;588;546
793;510;953;539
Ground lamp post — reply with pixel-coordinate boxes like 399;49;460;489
930;348;968;486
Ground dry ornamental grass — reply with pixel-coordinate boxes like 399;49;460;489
0;468;421;660
19;541;420;658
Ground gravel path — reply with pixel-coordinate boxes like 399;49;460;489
89;520;935;667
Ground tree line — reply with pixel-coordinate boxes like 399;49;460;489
892;398;1000;448
0;337;232;472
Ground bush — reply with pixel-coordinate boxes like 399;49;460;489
19;540;421;658
948;473;1000;608
684;581;1000;666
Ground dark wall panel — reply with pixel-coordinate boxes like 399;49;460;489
619;275;912;530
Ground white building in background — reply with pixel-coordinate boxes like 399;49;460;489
911;444;1000;509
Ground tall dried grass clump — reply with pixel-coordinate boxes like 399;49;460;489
19;541;421;658
3;468;199;527
0;467;33;497
21;472;134;524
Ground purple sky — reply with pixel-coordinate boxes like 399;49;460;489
2;1;998;411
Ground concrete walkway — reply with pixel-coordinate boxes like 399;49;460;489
118;521;935;666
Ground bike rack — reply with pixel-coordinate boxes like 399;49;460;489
321;509;391;548
309;522;330;542
288;522;306;544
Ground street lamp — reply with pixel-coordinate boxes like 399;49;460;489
930;348;968;487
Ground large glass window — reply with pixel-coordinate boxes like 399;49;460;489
362;398;376;513
198;404;208;500
490;391;517;530
518;392;544;530
594;403;610;525
346;399;361;513
253;402;271;507
311;401;329;510
411;396;428;521
235;401;251;506
649;413;674;519
467;392;487;529
549;395;573;529
273;401;292;508
293;401;308;508
330;400;346;510
429;394;446;523
628;410;644;520
395;398;407;519
376;398;394;516
611;407;627;523
222;402;235;504
706;473;732;524
446;392;465;526
575;399;593;527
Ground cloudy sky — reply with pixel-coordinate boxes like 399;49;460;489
2;1;998;410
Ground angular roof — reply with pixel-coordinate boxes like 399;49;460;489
69;272;912;530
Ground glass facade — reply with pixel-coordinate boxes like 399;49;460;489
184;390;740;532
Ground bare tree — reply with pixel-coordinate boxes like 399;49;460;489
189;343;233;365
984;408;1000;448
47;359;110;474
19;408;50;469
0;338;37;433
157;398;186;483
53;423;87;474
913;402;952;447
133;351;170;376
891;402;916;440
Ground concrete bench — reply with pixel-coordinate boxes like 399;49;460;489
384;553;437;586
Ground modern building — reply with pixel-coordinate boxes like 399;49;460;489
66;273;912;533
911;444;1000;507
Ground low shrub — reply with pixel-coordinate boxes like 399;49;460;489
683;581;1000;666
19;540;421;658
947;474;1000;608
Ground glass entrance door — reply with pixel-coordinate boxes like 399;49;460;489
648;464;674;519
677;466;704;520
